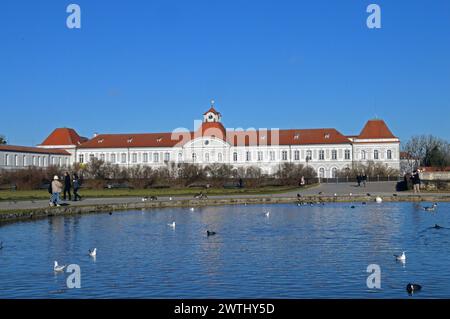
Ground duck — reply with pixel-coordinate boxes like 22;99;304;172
88;248;97;257
206;230;216;236
141;197;148;202
394;251;406;262
54;261;66;272
406;283;422;294
190;207;195;212
375;196;383;203
423;203;438;212
0;241;3;250
168;222;176;229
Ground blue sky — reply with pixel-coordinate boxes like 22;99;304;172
1;0;449;146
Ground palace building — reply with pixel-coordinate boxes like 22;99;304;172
0;104;400;177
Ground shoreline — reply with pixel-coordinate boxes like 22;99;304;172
1;194;450;225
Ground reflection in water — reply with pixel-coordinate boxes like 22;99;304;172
0;202;449;298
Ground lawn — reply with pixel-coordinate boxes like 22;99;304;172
0;185;310;201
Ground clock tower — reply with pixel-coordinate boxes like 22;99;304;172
203;100;222;123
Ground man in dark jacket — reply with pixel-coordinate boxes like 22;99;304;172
63;172;72;201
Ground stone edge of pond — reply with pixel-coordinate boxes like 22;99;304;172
1;195;450;225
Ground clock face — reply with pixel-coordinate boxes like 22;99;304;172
205;140;209;145
208;114;213;120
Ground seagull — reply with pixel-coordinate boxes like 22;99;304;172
265;211;270;218
375;196;383;203
206;230;216;236
89;248;97;257
142;197;148;202
168;222;176;229
190;207;195;212
169;197;173;201
366;193;371;197
349;193;353;196
334;193;337;197
406;283;422;294
54;261;66;272
423;203;438;212
394;251;406;262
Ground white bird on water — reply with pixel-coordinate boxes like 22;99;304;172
394;251;406;262
168;221;176;229
375;196;383;203
89;248;97;257
54;261;66;272
423;203;438;212
190;207;195;212
265;211;270;218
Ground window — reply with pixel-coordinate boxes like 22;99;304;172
345;150;351;160
361;150;366;160
33;156;37;166
100;154;105;162
282;151;288;161
257;151;263;161
233;152;238;162
132;153;137;163
319;167;325;178
319;150;325;160
205;153;210;162
331;167;337;178
143;153;148;163
246;151;251;162
111;154;116;163
121;153;127;163
23;155;27;166
58;158;62;166
374;150;379;160
164;153;170;162
294;150;300;161
14;155;18;166
332;150;337;160
218;153;223;162
387;150;392;159
192;153;197;162
270;151;275;161
154;153;160;163
306;150;312;161
89;154;95;162
5;154;9;166
178;153;183;162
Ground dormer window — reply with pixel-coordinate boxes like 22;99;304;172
324;133;330;139
98;139;104;144
261;135;266;140
127;137;133;143
157;137;163;143
294;133;300;140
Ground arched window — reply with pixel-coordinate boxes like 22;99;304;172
218;153;223;162
233;152;238;162
294;150;300;161
361;150;366;160
204;153;210;162
192;153;197;162
14;155;18;166
331;167;337;178
178;153;183;162
319;167;325;178
374;150;379;160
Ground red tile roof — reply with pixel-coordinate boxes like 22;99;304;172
358;119;396;139
78;127;351;149
0;145;70;155
203;107;221;116
40;128;87;146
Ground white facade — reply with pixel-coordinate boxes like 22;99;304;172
0;148;71;171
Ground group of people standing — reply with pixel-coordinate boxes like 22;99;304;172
356;174;367;187
49;172;81;207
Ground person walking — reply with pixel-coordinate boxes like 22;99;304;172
63;172;72;201
412;170;421;193
50;175;63;207
73;173;82;201
362;174;367;187
357;174;361;187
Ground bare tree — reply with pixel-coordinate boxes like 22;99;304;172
403;135;450;168
0;135;6;145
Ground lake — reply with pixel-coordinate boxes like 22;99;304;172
0;202;449;298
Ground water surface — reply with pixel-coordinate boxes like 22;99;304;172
0;202;449;298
